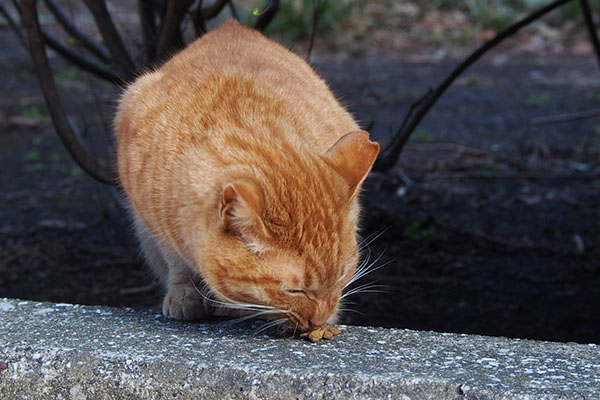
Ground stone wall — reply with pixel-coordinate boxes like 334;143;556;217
1;298;598;399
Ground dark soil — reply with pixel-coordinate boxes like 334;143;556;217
1;27;599;344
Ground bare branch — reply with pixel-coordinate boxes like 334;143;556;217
390;87;433;142
307;0;327;61
191;0;207;36
198;0;228;19
0;4;28;48
138;0;158;62
11;0;120;83
578;0;600;72
43;0;111;62
254;0;279;32
21;0;116;185
192;0;228;36
228;0;239;21
42;28;122;84
530;109;600;125
374;0;577;172
83;0;136;80
156;0;193;61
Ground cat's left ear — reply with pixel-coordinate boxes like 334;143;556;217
219;180;270;240
322;130;380;198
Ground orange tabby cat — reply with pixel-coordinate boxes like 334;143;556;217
115;20;379;331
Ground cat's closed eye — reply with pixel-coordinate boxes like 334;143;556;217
286;289;308;296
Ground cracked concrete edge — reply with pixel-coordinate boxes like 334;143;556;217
0;298;598;400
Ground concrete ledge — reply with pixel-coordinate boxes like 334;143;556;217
0;298;598;399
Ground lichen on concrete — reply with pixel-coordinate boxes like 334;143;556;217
0;298;598;399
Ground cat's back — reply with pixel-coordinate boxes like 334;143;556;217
116;20;357;156
162;20;331;104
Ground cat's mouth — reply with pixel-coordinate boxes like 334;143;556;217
283;310;311;331
284;311;337;332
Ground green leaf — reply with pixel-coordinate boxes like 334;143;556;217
525;93;552;106
24;149;41;161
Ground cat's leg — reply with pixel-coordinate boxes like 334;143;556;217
132;215;170;287
133;215;208;321
160;253;209;321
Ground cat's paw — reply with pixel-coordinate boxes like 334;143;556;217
162;286;206;321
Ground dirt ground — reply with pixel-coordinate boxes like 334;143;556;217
1;21;599;344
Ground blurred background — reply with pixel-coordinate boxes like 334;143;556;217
1;0;598;343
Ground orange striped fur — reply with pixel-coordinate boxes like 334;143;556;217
115;20;379;330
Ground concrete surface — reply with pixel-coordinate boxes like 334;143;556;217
0;298;598;399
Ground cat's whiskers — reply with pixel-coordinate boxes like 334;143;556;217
336;307;363;315
254;318;289;335
338;245;392;307
283;310;304;329
334;243;372;287
190;278;289;316
334;228;387;287
345;249;391;289
207;291;288;314
335;228;385;287
292;321;299;338
358;227;389;252
223;309;290;327
341;282;386;300
346;246;373;285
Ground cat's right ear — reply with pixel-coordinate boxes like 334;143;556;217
322;130;380;199
219;181;269;239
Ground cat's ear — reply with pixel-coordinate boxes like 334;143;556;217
322;130;380;198
219;180;269;239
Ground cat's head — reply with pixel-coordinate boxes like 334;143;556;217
201;131;379;331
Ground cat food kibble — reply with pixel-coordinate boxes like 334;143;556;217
300;326;342;343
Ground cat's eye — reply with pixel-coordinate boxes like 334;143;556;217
287;289;307;296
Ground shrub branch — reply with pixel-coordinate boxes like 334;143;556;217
375;0;578;171
21;0;116;185
43;0;111;62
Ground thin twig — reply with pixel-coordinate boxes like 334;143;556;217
254;0;280;32
196;0;228;20
228;0;239;21
20;0;116;185
43;0;110;62
137;0;157;63
375;0;577;171
389;87;433;146
0;4;28;48
530;109;600;125
82;62;114;160
191;0;206;37
307;0;327;62
11;0;120;82
109;186;129;210
578;0;600;72
42;28;122;84
156;0;193;61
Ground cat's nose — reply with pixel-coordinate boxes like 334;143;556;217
309;313;328;328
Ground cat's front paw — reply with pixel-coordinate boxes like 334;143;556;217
162;286;206;321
